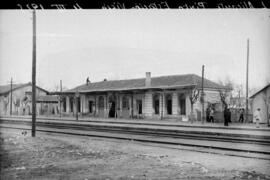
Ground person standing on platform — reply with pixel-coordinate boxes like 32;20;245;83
209;108;214;123
254;108;261;128
206;106;210;122
228;107;231;123
239;108;244;123
224;105;229;126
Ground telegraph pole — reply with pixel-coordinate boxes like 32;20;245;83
32;10;37;137
201;65;205;124
59;80;62;118
245;39;249;123
10;78;13;116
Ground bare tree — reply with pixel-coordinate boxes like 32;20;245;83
13;98;20;114
219;89;230;107
234;84;244;107
3;96;9;115
218;77;233;108
188;88;200;123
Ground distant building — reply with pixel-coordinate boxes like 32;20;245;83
0;82;59;116
60;73;230;121
250;84;270;124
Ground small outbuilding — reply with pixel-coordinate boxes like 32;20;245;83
0;82;58;116
250;84;270;124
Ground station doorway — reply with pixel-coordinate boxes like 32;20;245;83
109;95;117;118
153;94;160;115
166;94;172;115
136;99;142;115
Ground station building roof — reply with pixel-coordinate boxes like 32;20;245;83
64;74;230;94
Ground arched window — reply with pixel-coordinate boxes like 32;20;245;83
122;96;129;109
98;96;104;109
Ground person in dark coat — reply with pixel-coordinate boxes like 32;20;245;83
228;108;231;123
206;106;210;122
224;105;229;126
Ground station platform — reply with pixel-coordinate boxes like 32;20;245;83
3;114;269;129
1;115;270;138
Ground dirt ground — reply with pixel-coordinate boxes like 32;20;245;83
1;129;270;180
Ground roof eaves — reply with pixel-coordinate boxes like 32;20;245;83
0;83;29;95
0;83;49;95
65;84;197;93
249;84;270;99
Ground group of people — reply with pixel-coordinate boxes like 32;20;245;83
206;105;232;125
206;105;261;128
206;105;249;127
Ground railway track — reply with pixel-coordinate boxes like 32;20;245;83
1;119;269;145
1;117;270;157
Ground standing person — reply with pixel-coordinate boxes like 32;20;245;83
239;108;244;123
86;77;90;85
206;106;210;122
224;105;229;126
254;108;261;128
209;107;214;123
228;108;231;123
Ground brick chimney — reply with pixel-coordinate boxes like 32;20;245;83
145;72;151;87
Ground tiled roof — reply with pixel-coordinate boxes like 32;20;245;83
65;74;229;93
0;82;48;95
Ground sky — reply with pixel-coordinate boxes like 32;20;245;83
0;9;269;92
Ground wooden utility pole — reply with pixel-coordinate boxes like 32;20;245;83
10;78;13;116
32;10;37;137
238;90;241;108
59;80;62;118
245;39;249;123
201;65;205;124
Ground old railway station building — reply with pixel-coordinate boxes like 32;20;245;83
61;73;229;120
